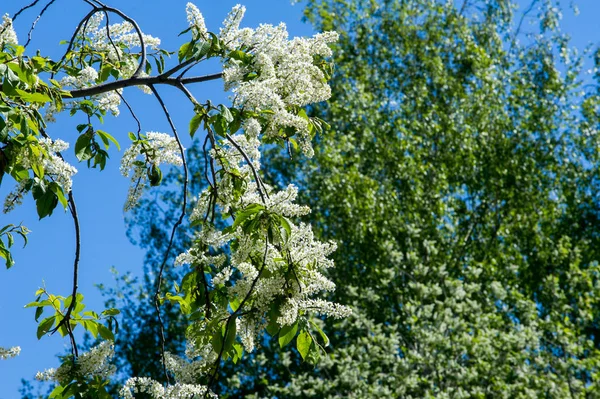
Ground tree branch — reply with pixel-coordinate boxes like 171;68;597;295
67;72;223;98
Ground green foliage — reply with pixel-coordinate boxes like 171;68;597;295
0;223;29;268
25;289;119;341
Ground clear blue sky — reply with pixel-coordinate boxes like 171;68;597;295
0;0;599;397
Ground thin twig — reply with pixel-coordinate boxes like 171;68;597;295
509;0;539;54
162;58;197;77
103;10;121;62
117;91;141;135
12;0;42;21
23;0;58;48
149;84;189;385
52;9;97;79
87;1;147;77
225;133;269;203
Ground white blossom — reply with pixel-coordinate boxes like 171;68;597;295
186;3;207;39
120;377;216;399
219;7;338;157
0;14;17;47
35;341;115;382
0;346;20;360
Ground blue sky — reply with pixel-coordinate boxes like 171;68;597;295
0;0;599;397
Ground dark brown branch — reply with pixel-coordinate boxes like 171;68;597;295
36;132;81;359
68;72;223;98
149;84;189;385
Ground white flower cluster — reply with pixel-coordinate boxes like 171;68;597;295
0;346;20;360
37;138;78;193
35;341;115;382
220;5;338;158
120;132;183;211
186;3;207;40
0;14;18;47
120;376;216;399
4;138;77;213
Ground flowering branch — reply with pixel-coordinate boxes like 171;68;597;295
1;2;350;397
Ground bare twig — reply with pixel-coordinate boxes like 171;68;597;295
116;91;141;135
52;8;98;78
12;0;42;21
509;0;539;54
225;133;269;203
102;10;121;62
23;0;58;48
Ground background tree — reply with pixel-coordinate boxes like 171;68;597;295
112;0;600;397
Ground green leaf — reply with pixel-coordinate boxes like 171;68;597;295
178;42;191;63
35;190;58;219
229;297;241;312
310;320;330;347
37;316;56;339
223;318;237;352
35;306;44;321
296;329;312;361
97;323;114;341
84;319;99;339
15;89;51;104
75;133;93;161
278;321;298;348
31;161;44;179
96;130;121;151
102;308;120;316
232;343;243;364
219;104;234;123
49;183;68;209
148;164;162;186
211;328;223;354
189;113;203;138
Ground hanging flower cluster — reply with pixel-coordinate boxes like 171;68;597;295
120;132;184;211
0;14;17;47
0;346;21;360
